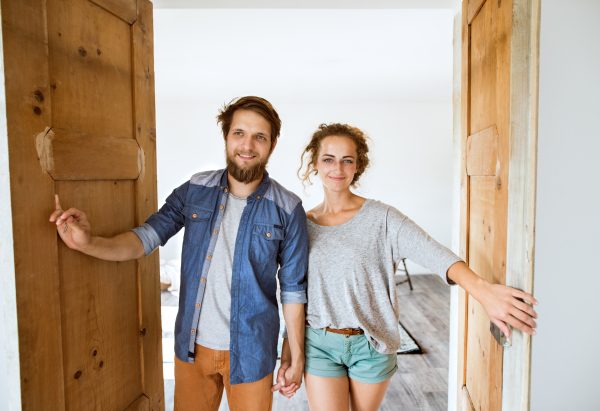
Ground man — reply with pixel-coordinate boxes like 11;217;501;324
49;96;306;410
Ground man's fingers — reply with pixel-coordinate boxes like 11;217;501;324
280;383;296;394
49;209;63;222
55;194;61;210
56;208;84;225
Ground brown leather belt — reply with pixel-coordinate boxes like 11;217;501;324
306;320;364;336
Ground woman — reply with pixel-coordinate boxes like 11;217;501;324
278;123;538;411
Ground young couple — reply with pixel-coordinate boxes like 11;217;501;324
49;96;539;411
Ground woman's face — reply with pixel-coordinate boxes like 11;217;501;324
314;136;358;193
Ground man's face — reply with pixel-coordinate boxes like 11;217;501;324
225;109;277;184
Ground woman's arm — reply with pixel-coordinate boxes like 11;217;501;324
447;261;538;336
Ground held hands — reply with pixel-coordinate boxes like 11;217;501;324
49;194;92;251
271;361;303;398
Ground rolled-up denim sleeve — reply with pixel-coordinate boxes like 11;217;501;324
278;203;308;304
131;180;190;257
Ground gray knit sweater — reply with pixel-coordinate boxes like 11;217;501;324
284;199;462;355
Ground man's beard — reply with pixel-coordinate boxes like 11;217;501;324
226;149;269;184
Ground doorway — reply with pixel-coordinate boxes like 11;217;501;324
153;6;457;411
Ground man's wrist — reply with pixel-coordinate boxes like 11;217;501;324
79;235;96;254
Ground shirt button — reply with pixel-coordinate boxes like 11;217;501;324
192;213;197;218
214;230;218;234
191;329;195;334
220;205;224;210
201;278;206;283
207;255;211;259
196;303;200;307
267;233;271;238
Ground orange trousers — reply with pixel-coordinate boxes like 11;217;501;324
174;344;274;411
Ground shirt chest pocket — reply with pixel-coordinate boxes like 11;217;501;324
182;204;213;246
249;223;284;264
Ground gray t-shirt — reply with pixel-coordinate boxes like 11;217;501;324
295;199;462;354
195;194;246;350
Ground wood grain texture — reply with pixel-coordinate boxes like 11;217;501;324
126;395;150;411
466;177;503;411
467;0;486;24
466;126;499;176
1;0;66;409
461;386;476;411
459;0;516;408
90;0;138;24
42;128;141;180
57;180;143;411
47;0;134;139
0;7;22;409
133;1;165;410
502;0;540;409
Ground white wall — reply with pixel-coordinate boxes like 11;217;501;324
155;99;455;276
154;8;457;275
530;1;600;410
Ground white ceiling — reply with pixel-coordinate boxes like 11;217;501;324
154;9;454;103
152;0;458;9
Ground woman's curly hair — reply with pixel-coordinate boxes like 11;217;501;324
298;123;371;189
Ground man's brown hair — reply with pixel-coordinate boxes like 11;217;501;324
216;96;282;149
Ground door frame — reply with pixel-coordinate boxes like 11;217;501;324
0;5;22;409
452;0;541;410
0;1;540;409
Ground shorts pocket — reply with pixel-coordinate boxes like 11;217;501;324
249;223;283;264
182;204;212;246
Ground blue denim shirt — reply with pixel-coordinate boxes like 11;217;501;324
132;169;308;384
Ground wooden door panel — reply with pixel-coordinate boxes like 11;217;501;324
459;0;538;408
459;0;513;409
57;180;142;411
89;0;138;24
469;0;497;136
39;128;142;180
2;0;163;409
466;176;502;411
47;0;134;138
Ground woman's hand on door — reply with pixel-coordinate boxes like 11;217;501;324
447;261;539;337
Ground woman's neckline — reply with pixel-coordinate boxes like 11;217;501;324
307;199;371;229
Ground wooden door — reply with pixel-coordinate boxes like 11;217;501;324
457;0;539;410
1;0;163;410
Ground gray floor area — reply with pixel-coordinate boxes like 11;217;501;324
162;274;451;411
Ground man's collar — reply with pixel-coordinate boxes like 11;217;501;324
219;169;270;201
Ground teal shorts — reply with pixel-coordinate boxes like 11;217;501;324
304;326;398;384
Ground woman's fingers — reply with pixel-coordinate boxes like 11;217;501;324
504;313;536;336
513;299;538;320
511;288;539;306
55;194;61;210
491;318;510;338
509;307;537;329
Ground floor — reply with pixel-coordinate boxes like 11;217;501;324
162;274;451;411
